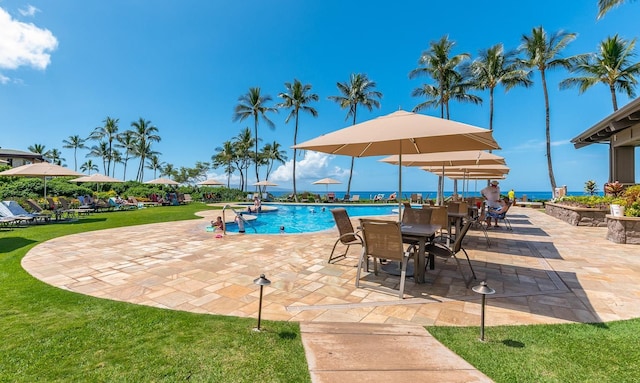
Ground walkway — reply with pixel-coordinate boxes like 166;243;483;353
21;206;640;382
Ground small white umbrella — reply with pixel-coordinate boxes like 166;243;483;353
312;177;342;194
69;173;124;192
198;179;224;186
145;177;179;186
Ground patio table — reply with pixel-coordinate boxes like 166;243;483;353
392;223;440;283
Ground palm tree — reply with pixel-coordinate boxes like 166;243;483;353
145;154;165;179
328;73;382;196
89;117;119;175
160;163;176;179
62;135;87;171
28;143;46;155
233;87;277;185
277;79;319;201
115;130;137;181
261;141;288;184
110;149;122;178
131;118;161;182
598;0;632;18
411;72;482;119
560;35;640;111
233;127;255;191
87;141;109;175
470;43;533;131
409;35;470;119
45;148;65;165
212;140;236;188
80;160;99;175
520;26;576;192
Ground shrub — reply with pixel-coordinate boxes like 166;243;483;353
604;181;625;197
555;195;613;208
584;180;598;195
618;185;640;217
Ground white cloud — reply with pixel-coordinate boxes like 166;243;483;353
18;5;39;17
0;73;9;84
270;151;347;182
0;7;58;70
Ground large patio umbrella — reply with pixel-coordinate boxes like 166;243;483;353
145;177;179;186
0;162;82;198
423;165;509;198
312;177;342;194
198;179;224;186
380;150;506;203
69;173;123;192
294;110;500;219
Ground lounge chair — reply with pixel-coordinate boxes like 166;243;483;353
425;220;477;287
349;194;360;203
3;201;50;223
329;208;363;264
59;197;92;217
410;193;423;204
357;219;416;299
327;192;336;203
0;202;35;225
373;194;385;203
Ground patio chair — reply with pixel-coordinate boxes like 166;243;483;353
357;219;415;299
410;193;423;204
425;220;477;287
471;201;491;246
2;200;50;223
327;192;336;203
329;208;363;264
487;200;513;230
425;206;450;243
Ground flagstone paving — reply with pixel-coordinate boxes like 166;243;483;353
20;206;640;382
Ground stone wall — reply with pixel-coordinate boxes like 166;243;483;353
607;216;640;244
545;202;608;227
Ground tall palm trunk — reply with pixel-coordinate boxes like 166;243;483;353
489;87;495;131
610;84;619;111
254;114;260;188
541;69;557;192
346;110;358;196
292;111;299;202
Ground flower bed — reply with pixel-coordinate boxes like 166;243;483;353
606;215;640;244
545;202;609;227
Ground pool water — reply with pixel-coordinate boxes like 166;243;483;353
225;204;397;234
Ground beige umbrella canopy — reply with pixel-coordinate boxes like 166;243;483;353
380;150;506;167
294;110;500;218
421;164;510;174
253;180;278;187
198;179;224;186
312;177;342;194
145;177;179;186
69;173;123;192
0;162;83;198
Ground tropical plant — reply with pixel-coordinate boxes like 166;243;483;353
131;118;161;182
44;148;65;165
560;34;640;111
115;130;137;181
260;141;288;186
89;117;119;176
87;141;109;174
233;87;277;186
584;180;599;195
212;141;236;188
409;35;472;119
277;79;318;201
328;73;382;196
604;180;625;196
27;143;46;155
232;128;255;192
597;0;632;18
80;159;99;175
469;43;533;131
519;26;576;193
110;149;122;178
145;154;165;179
160;163;177;180
62;134;87;171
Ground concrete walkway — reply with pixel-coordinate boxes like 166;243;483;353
20;206;640;382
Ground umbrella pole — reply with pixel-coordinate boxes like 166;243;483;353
398;142;402;222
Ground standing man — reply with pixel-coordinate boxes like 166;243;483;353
508;188;515;203
481;180;502;209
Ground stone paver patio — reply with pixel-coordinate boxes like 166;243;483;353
22;206;640;327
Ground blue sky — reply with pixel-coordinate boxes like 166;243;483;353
1;0;638;194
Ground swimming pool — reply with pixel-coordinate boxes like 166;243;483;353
225;204;396;234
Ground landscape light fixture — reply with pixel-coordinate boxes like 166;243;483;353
472;281;495;342
253;274;271;332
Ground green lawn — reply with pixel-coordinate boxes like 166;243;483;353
0;204;310;382
2;203;640;382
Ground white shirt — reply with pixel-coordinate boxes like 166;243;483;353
481;185;501;208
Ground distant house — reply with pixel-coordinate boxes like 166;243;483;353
0;148;45;167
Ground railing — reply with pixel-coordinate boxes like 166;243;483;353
222;204;257;234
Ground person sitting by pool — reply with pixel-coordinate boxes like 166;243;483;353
235;213;246;233
212;216;224;231
388;192;397;202
253;196;262;213
486;196;510;227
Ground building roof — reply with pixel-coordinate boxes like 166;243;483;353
0;149;44;159
571;97;640;148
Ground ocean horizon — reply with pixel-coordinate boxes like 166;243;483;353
266;190;596;201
